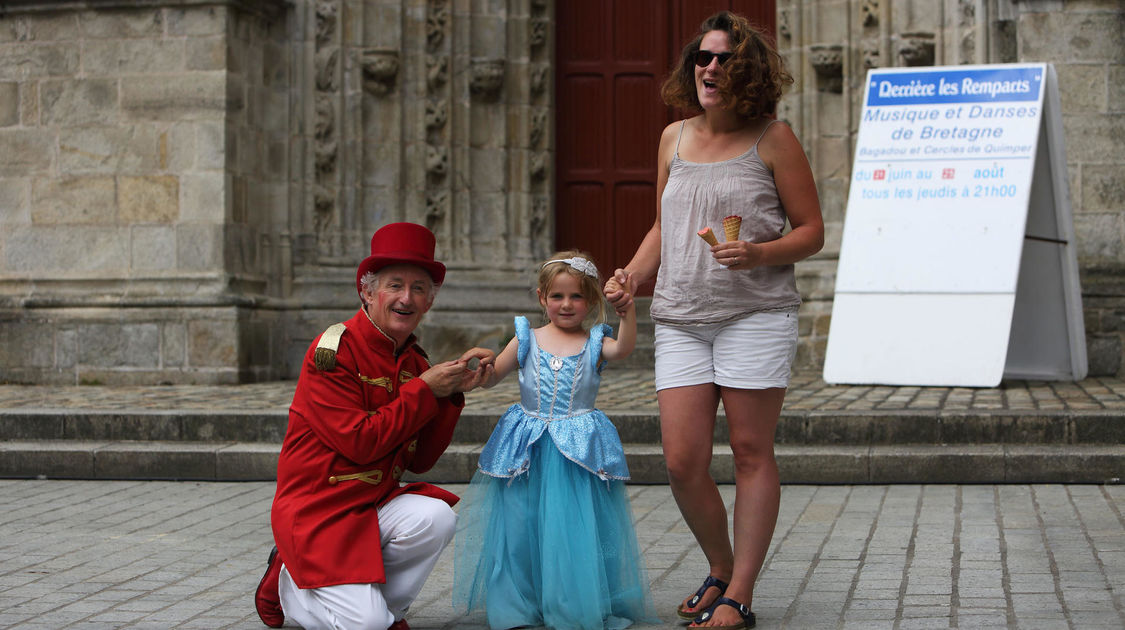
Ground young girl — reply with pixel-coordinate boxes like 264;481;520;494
453;251;657;630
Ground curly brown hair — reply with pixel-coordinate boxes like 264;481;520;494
660;11;793;119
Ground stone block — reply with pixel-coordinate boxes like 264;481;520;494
182;412;286;442
1004;445;1123;483
936;413;1000;443
470;147;507;192
1074;212;1124;263
57;327;77;368
77;322;160;368
775;412;807;444
187;318;237;368
1055;63;1106;113
0;81;17;127
31;176;116;224
0;129;53;176
868;413;941;444
1002;415;1070;444
1017;12;1059;61
130;225;176;271
778;445;869;483
0;413;65;440
186;36;226;72
0;319;56;368
216;444;280;480
1064;113;1125;163
66;413;180;441
1085;333;1122;376
0;441;97;479
0;178;30;224
93;442;216;480
121;73;227;121
0;43;79;80
58;126;162;174
3;226;128;273
1110;65;1125;113
1072;412;1125;444
180;172;227;223
40;79;118;126
166;6;228;36
161;322;187;368
122;39;187;74
78;8;163;39
176;224;223;270
19;81;37;125
1063;11;1125;63
27;12;81;41
118;175;178;223
807;412;872;444
869;445;1005;483
1081;164;1125;212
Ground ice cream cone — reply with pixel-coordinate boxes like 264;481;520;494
722;215;742;242
697;226;719;246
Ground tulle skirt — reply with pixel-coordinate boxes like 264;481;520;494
453;437;658;630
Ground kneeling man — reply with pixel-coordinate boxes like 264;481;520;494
255;222;494;629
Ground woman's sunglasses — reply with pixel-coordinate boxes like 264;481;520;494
694;49;733;67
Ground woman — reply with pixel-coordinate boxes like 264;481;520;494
604;11;823;630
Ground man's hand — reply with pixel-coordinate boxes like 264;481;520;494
603;269;636;317
419;347;495;397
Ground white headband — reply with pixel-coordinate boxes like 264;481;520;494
542;257;598;279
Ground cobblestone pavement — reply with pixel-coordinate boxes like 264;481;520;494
3;371;1125;415
1;480;1123;629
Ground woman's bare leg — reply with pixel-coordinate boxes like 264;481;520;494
692;386;784;628
659;383;731;616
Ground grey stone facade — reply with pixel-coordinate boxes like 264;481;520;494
0;0;1122;384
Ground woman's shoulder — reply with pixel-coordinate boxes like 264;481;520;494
755;118;800;168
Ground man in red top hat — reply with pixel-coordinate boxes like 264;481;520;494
255;222;495;630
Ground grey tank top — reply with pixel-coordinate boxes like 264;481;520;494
651;120;801;325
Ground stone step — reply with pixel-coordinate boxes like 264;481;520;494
4;408;1122;446
1;440;1120;484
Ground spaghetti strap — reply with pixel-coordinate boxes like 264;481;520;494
754;118;781;148
674;120;686;155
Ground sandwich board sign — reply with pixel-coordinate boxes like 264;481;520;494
823;63;1087;387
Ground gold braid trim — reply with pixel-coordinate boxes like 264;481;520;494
314;323;348;371
359;374;393;392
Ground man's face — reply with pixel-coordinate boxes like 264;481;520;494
363;264;434;348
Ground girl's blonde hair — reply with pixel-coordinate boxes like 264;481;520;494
537;250;609;327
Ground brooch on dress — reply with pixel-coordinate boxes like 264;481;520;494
549;356;564;371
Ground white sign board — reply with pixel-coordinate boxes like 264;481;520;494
823;63;1087;387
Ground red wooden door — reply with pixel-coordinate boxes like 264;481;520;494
555;1;775;293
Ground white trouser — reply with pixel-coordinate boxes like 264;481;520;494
278;493;457;630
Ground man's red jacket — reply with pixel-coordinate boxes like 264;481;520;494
271;308;463;589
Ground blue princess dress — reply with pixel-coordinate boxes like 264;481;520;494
454;317;657;630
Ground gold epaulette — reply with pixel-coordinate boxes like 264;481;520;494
314;323;348;371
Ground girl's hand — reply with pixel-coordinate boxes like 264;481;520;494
712;240;764;270
604;269;636;316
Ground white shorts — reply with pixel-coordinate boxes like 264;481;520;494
653;310;798;391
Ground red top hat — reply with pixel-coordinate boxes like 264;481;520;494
355;223;446;294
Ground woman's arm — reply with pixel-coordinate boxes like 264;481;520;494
713;121;824;269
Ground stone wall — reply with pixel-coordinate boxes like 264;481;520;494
0;0;289;384
778;0;1125;376
1;0;1122;384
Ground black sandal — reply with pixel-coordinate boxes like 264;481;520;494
676;575;729;620
692;595;756;629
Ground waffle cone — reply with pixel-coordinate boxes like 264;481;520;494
697;226;719;246
722;215;742;242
